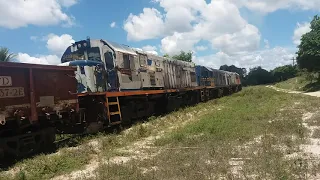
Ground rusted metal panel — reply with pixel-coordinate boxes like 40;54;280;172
116;51;142;90
135;53;165;89
0;62;78;126
0;61;76;71
162;59;196;89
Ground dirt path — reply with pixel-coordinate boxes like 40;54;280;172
268;85;320;179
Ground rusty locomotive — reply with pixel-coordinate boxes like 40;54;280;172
0;38;242;158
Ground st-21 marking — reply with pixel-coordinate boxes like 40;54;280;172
0;87;25;98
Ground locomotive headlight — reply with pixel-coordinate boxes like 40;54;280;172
83;43;87;47
78;44;81;48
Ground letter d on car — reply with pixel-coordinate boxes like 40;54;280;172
0;76;12;86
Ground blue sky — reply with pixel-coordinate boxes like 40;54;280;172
0;0;318;70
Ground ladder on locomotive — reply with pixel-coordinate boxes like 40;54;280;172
105;96;122;126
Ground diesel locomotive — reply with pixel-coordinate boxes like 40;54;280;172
0;37;242;158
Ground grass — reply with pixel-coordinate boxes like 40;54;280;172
275;76;320;92
94;86;320;180
0;147;92;180
312;129;320;138
2;86;320;179
305;113;320;127
156;86;306;146
275;76;310;91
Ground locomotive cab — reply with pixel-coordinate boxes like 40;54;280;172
59;60;108;94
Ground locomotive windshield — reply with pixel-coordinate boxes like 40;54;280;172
61;40;102;63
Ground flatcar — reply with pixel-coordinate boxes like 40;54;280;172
0;37;242;158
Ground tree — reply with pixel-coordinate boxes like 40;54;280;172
219;65;247;78
296;15;320;72
245;66;275;86
0;47;16;62
219;65;247;85
172;51;193;62
271;65;298;82
163;54;170;58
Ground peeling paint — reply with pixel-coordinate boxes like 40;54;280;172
62;61;107;93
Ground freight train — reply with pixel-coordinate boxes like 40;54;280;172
0;38;242;158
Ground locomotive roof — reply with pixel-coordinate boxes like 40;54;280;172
197;65;239;75
99;39;195;66
100;39;137;56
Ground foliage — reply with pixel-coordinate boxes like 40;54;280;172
219;64;247;78
222;64;299;87
163;54;170;58
271;65;299;82
275;75;320;92
245;66;275;85
171;51;193;62
0;47;16;62
274;77;309;91
296;15;320;72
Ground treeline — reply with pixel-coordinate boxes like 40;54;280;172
220;64;298;86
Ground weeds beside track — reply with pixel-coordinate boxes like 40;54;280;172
2;86;320;180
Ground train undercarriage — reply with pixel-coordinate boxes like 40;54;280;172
0;85;241;160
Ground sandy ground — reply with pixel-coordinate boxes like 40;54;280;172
268;85;320;179
267;85;320;97
51;107;218;180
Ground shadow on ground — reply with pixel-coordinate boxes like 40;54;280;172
302;82;320;92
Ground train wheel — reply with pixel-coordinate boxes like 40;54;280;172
42;128;57;154
218;89;223;98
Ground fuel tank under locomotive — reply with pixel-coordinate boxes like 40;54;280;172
0;62;78;157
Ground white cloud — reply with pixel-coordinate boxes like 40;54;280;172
0;0;77;29
17;53;60;65
125;0;261;57
195;46;208;51
46;34;75;55
142;45;158;55
18;33;74;65
229;0;320;14
110;22;116;28
161;32;199;55
211;24;260;55
57;0;78;7
153;0;207;11
164;6;197;33
125;0;304;71
142;45;157;52
195;47;295;71
293;22;311;45
124;8;165;41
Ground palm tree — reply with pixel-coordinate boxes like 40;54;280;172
0;47;16;62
